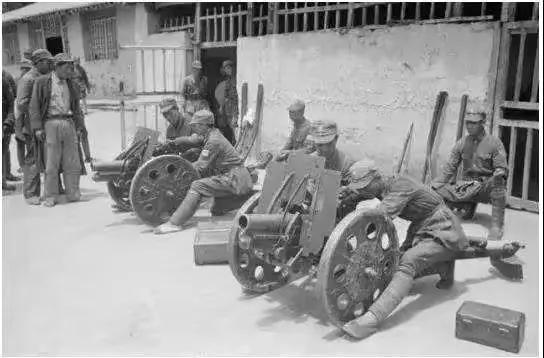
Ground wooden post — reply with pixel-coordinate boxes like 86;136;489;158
456;95;468;140
143;104;147;128
445;2;452;18
247;2;254;36
221;7;226;41
324;7;329;29
401;2;406;21
374;5;379;25
238;5;243;37
453;2;463;17
481;2;487;16
430;2;435;19
152;49;156;92
335;6;340;29
258;4;263;35
314;4;319;30
269;2;278;34
415;2;421;20
386;3;392;24
140;50;146;92
506;127;517;196
296;5;300;32
501;3;513;22
530;41;539;102
362;6;367;25
347;3;354;28
303;2;309;31
230;5;234;41
522;128;533;200
513;30;526;102
206;8;210;42
214;8;218;42
194;2;201;61
532;2;539;20
162;49;166;92
155;104;159;131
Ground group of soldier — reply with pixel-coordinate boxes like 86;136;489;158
149;92;508;339
2;49;92;207
3;51;510;339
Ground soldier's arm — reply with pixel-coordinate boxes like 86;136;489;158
29;80;43;131
433;140;463;186
2;79;15;128
491;138;508;177
171;133;204;148
376;178;415;219
282;129;295;151
192;140;219;176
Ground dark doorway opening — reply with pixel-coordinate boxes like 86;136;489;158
46;37;64;56
201;46;237;119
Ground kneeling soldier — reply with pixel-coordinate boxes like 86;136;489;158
431;112;508;240
340;161;469;339
154;110;253;234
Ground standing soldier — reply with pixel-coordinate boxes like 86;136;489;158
2;70;20;184
2;70;16;191
340;162;469;339
276;100;313;161
431;112;508;240
16;49;53;205
154;110;253;235
73;57;91;114
214;59;238;145
14;59;34;173
29;53;85;207
180;60;210;118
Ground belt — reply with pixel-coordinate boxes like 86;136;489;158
46;114;73;121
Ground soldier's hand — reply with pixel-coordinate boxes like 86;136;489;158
275;151;289;162
35;129;45;141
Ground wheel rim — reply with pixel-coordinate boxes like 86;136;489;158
227;193;291;293
316;208;399;328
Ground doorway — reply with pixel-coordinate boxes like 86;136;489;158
201;46;237;117
45;37;64;55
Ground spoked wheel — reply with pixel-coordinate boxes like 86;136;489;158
316;208;400;328
107;179;132;212
227;193;291;294
129;155;199;226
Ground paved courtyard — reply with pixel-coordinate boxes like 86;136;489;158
1;109;540;356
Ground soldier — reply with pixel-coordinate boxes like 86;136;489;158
29;53;85;207
2;70;16;191
14;59;34;173
309;120;355;183
214;59;238;145
431;112;508;240
154;110;253;235
16;49;54;205
276;100;314;161
73;57;91;115
339;161;469;339
180;60;210;117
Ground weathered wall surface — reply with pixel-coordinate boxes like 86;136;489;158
238;23;497;177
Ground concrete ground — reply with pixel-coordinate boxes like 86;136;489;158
2;109;540;356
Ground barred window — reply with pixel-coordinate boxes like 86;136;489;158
87;16;118;60
2;25;20;65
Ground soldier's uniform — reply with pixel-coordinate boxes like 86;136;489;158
214;60;238;145
155;110;252;234
432;113;507;240
15;50;53;203
180;61;210;116
341;161;468;339
2;70;16;190
14;59;33;170
160;98;193;140
308;120;355;183
282;100;313;151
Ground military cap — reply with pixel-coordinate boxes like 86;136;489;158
19;59;33;69
464;112;486;122
191;109;214;125
288;99;305;112
222;59;234;68
348;159;382;190
53;53;74;66
31;49;53;64
159;97;178;113
309;120;338;144
192;60;203;69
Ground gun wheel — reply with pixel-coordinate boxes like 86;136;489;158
227;193;290;294
129;155;199;226
316;208;400;328
107;179;132;212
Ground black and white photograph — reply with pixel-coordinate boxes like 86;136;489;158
1;1;542;356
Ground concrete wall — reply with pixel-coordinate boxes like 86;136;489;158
237;23;498;177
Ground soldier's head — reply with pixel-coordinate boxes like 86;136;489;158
192;60;202;77
347;159;385;199
310;120;339;158
190;109;214;135
221;60;234;77
465;112;486;136
288;100;305;122
19;59;33;76
31;49;53;75
160;98;181;126
53;53;74;80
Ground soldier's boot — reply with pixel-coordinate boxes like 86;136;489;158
154;191;202;235
488;177;506;241
343;271;413;339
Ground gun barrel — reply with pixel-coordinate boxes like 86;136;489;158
91;160;125;182
239;213;297;233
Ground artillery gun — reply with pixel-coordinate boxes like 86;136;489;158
227;152;526;328
91;127;201;211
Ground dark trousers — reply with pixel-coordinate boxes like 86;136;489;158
16;138;26;168
2;134;12;180
218;125;236;146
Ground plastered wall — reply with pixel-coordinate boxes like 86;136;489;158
237;22;497;177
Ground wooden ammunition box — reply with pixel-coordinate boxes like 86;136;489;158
455;301;525;353
193;219;234;265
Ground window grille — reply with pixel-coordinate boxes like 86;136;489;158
87;16;118;60
2;26;20;65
